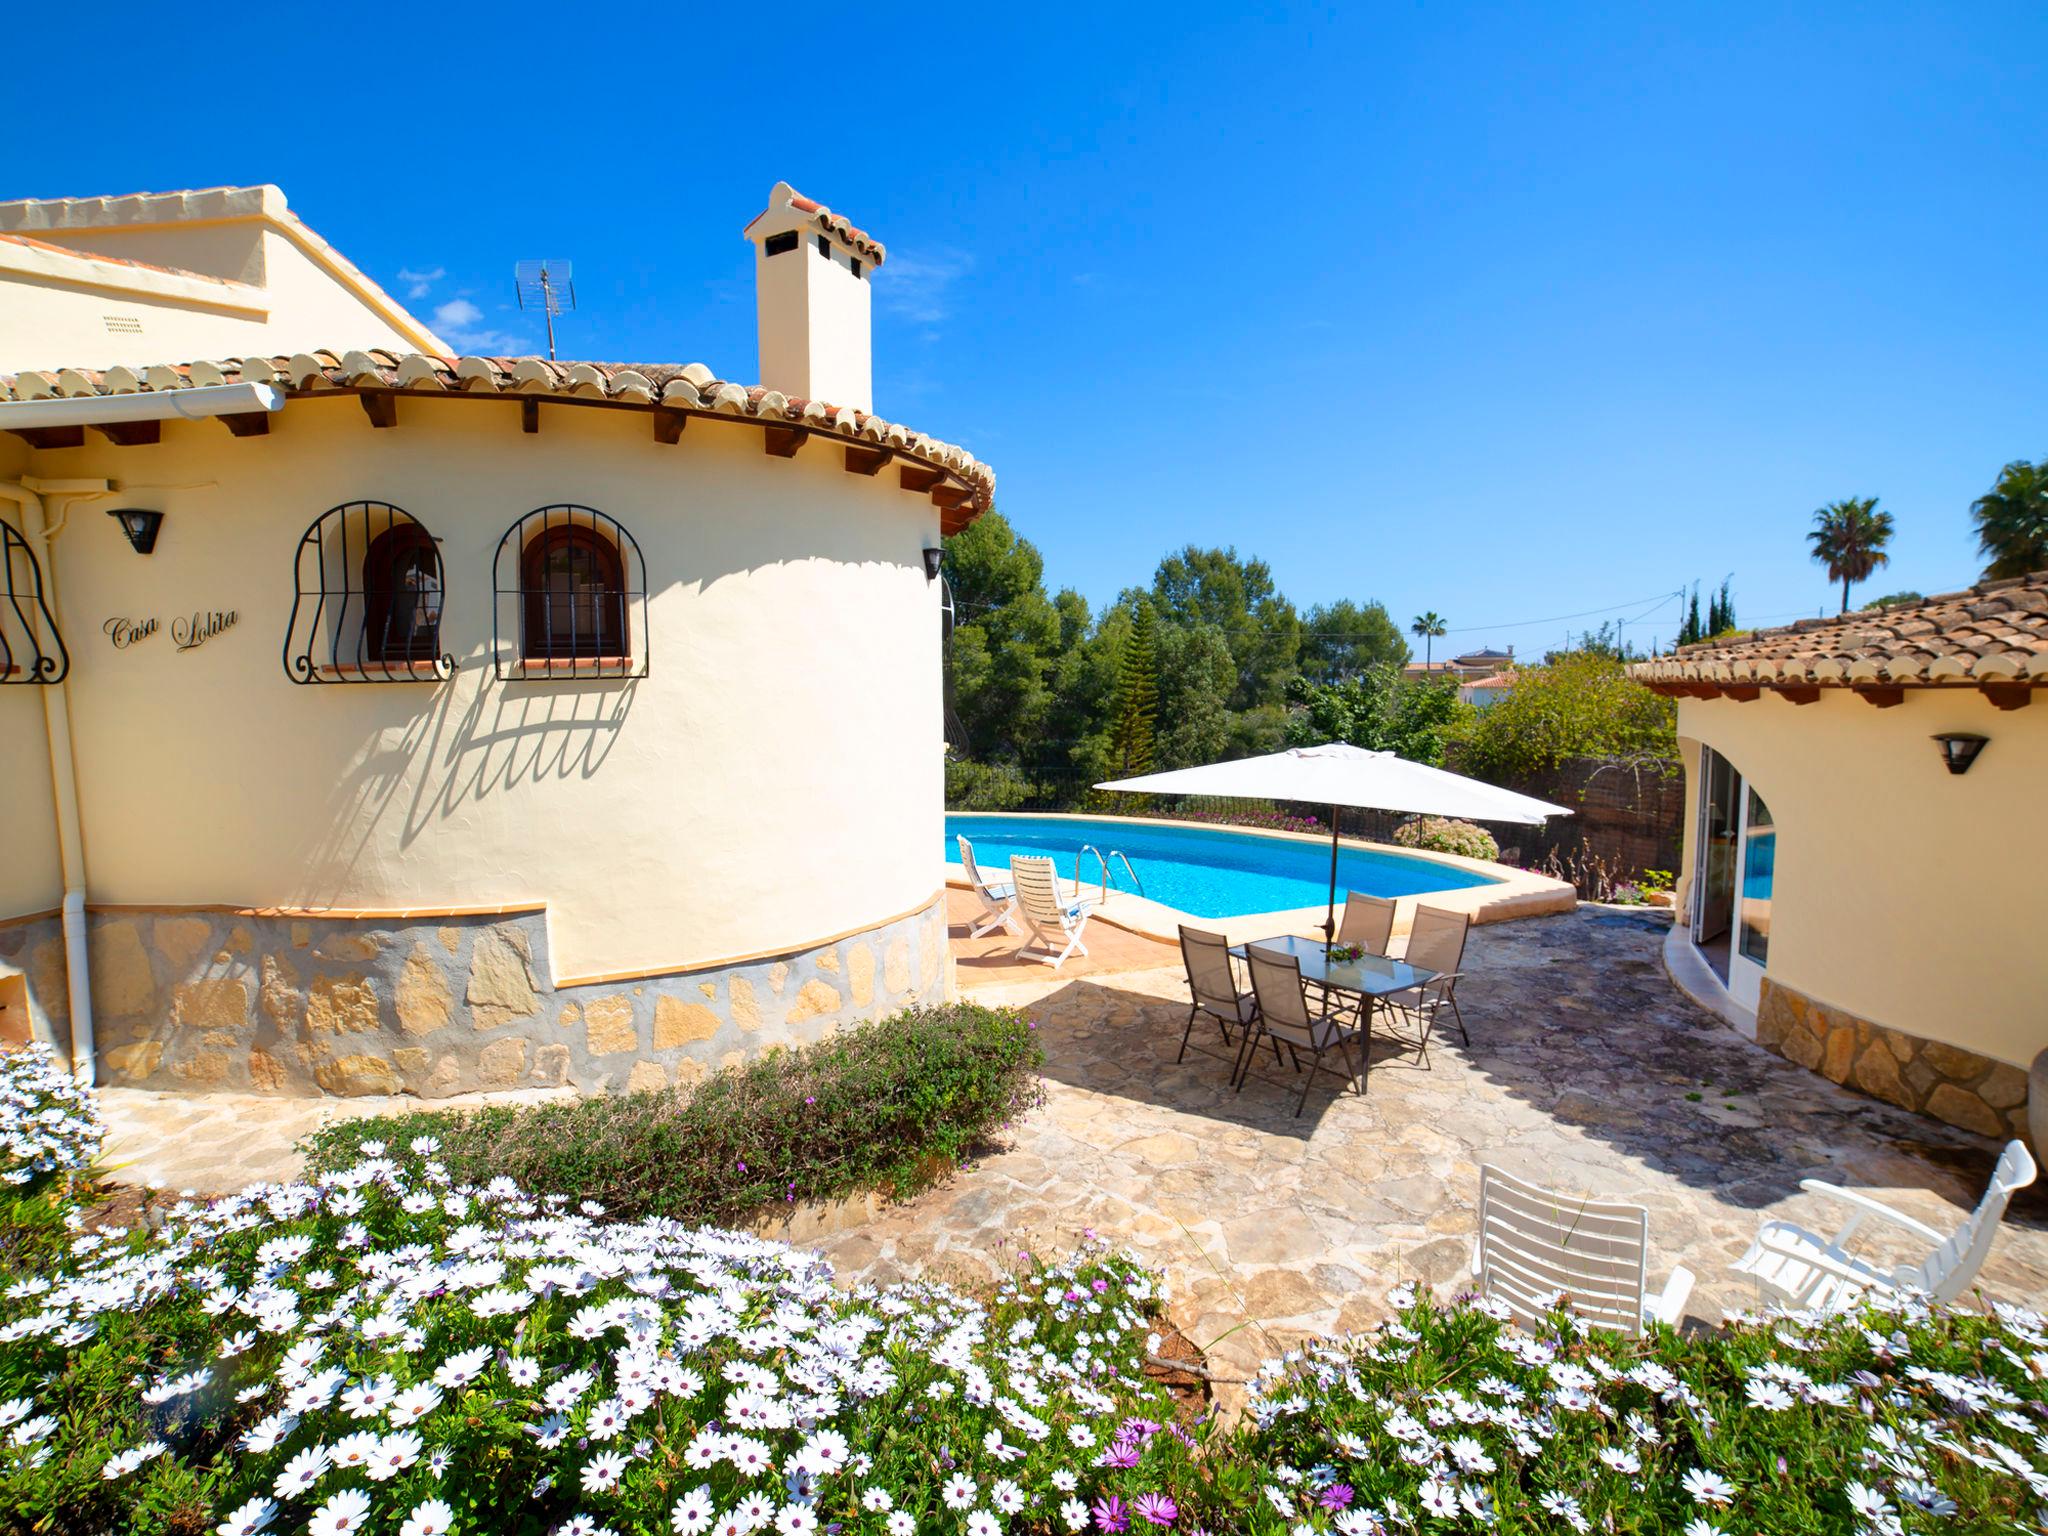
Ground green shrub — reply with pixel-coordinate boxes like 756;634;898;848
0;1045;103;1279
1391;816;1500;862
299;1001;1044;1225
944;757;1036;810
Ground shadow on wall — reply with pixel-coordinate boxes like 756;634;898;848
286;683;639;908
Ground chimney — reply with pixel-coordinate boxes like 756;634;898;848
742;181;883;413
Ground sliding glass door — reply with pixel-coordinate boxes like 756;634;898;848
1692;745;1774;1010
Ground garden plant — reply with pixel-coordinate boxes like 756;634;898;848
2;1047;2044;1536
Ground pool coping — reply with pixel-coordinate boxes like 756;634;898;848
944;810;1576;947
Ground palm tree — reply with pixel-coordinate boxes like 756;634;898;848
1971;458;2048;580
1807;498;1895;613
1410;611;1447;669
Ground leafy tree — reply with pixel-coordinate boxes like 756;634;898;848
1410;611;1447;668
1861;590;1925;611
1151;546;1301;713
941;511;1066;761
1457;651;1676;779
1971;457;2048;580
1152;621;1237;769
1807;497;1895;613
1300;599;1409;682
1105;599;1160;778
1284;668;1468;767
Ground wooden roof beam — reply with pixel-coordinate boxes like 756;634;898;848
653;408;688;444
898;464;945;494
91;419;160;446
219;412;270;437
6;425;84;449
521;398;540;434
359;392;398;429
844;445;892;476
764;426;806;458
1856;685;1905;708
1982;683;2033;711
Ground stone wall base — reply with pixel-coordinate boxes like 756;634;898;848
1756;977;2031;1144
4;897;949;1098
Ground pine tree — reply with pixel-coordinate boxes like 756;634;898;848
1107;598;1160;777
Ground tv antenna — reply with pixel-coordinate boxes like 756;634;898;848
514;259;576;360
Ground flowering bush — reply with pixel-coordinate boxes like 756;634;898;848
1236;1283;2048;1534
0;1044;104;1273
300;1004;1044;1225
0;1141;1219;1536
1389;818;1499;863
1;1044;102;1191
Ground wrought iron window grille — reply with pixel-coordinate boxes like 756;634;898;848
1;518;68;685
493;504;649;681
283;500;455;684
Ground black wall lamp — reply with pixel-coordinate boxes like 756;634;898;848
922;546;944;582
107;508;164;555
1932;732;1988;775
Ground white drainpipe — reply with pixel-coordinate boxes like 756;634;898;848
2;477;113;1083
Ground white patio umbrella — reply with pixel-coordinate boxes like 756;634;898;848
1095;742;1572;937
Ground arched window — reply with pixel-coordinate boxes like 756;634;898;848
363;523;444;664
522;524;627;661
492;505;647;679
283;501;453;683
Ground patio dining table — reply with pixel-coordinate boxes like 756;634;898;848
1229;933;1441;1040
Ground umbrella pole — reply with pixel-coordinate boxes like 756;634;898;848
1324;803;1340;941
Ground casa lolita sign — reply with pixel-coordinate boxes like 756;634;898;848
104;610;238;653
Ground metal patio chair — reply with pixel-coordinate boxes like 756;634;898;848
1240;943;1367;1116
1384;904;1470;1061
1176;925;1258;1068
1337;892;1398;956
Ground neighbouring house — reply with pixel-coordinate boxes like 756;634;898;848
1458;670;1517;709
1404;645;1513;684
1630;577;2047;1145
0;185;446;371
0;181;986;1097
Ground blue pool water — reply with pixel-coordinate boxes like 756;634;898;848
946;814;1498;920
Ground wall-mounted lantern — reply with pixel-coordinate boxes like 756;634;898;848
1932;732;1988;775
107;508;164;555
922;546;944;582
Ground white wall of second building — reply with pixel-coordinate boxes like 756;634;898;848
1673;688;2047;1067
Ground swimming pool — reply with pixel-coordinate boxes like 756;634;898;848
946;813;1499;920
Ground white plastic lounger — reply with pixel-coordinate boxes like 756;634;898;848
956;835;1018;938
1731;1139;2036;1311
1010;854;1099;970
1473;1163;1694;1336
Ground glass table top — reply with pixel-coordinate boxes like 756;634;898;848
1230;933;1439;996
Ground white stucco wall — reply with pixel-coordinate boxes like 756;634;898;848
1;397;946;981
1673;689;2047;1067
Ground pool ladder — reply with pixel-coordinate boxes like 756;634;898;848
1074;844;1146;901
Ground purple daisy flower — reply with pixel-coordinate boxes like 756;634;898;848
1132;1492;1179;1526
1093;1494;1129;1533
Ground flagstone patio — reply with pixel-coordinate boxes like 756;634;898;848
812;906;2048;1404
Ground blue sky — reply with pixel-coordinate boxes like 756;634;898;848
11;4;2044;657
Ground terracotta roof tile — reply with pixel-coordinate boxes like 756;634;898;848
1628;573;2048;689
0;349;991;519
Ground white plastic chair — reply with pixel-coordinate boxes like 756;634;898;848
956;835;1017;938
1473;1163;1694;1336
1732;1139;2037;1310
1010;855;1098;970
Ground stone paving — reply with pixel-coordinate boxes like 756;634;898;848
811;908;2048;1400
94;904;2047;1417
